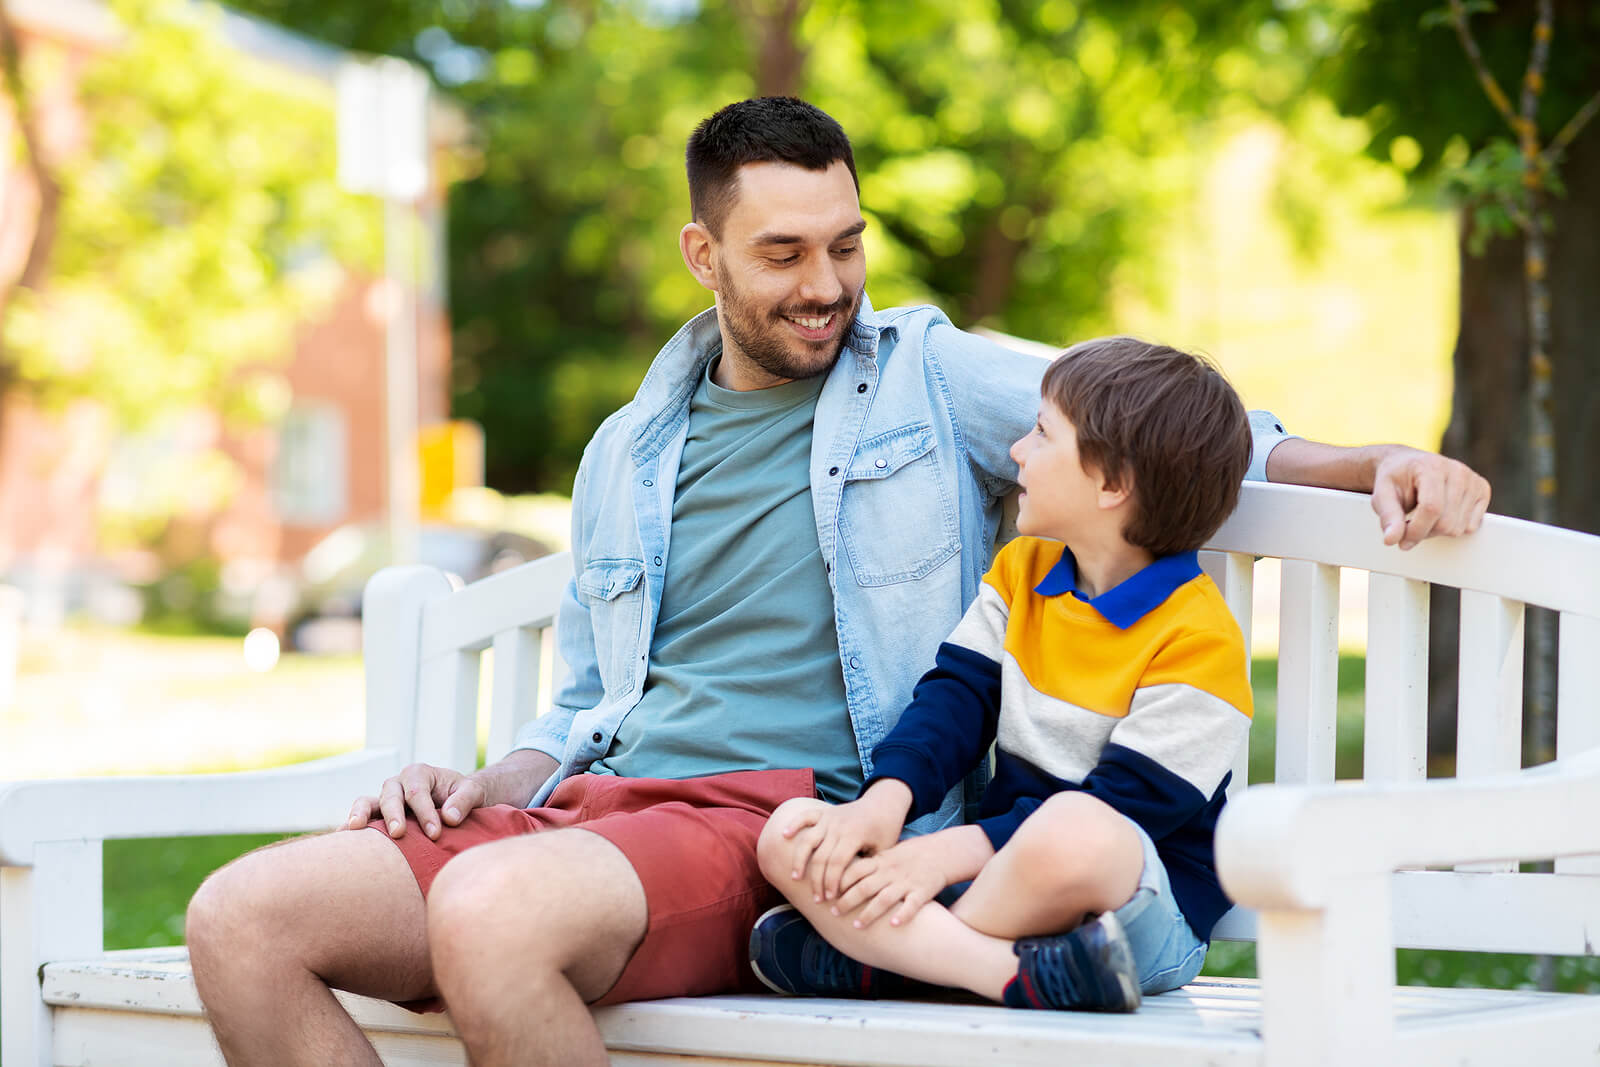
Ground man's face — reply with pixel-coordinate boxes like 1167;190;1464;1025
704;161;867;389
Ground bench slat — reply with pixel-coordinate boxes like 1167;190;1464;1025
1202;551;1256;799
1364;574;1430;784
1557;612;1600;875
1456;591;1525;874
1275;561;1340;785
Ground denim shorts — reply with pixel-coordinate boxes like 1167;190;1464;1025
1113;819;1209;995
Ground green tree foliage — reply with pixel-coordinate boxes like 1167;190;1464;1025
226;0;1306;494
2;0;377;444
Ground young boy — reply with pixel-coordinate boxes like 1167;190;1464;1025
749;336;1255;1012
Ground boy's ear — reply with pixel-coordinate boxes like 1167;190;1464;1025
1096;471;1131;511
680;222;718;292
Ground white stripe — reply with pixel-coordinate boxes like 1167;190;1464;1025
994;654;1113;784
945;583;1008;661
1115;683;1251;796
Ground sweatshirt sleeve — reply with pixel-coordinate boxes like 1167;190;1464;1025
864;569;1011;820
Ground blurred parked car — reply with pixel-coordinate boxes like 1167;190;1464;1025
254;521;552;654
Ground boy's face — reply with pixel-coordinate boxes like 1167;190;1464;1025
1009;399;1110;543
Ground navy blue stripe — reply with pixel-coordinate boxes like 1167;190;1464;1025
863;643;1001;819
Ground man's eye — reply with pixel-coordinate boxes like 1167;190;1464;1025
832;244;859;257
772;255;799;266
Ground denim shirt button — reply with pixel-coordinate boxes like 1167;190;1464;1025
875;458;887;469
591;731;603;744
653;556;662;566
828;466;839;476
857;383;868;393
849;656;861;669
642;478;653;487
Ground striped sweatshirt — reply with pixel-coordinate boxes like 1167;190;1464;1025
865;536;1253;940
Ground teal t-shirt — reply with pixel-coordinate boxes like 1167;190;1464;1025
589;358;862;801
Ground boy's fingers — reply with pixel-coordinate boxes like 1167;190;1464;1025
889;891;927;927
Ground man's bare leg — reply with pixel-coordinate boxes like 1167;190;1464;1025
186;828;434;1066
426;827;648;1067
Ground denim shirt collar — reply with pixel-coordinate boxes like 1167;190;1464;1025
628;294;896;462
1034;547;1202;629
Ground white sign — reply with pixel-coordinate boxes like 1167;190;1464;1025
336;58;431;202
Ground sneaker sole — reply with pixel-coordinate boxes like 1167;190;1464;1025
1090;911;1142;1013
748;903;799;996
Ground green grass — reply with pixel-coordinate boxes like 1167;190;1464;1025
57;653;1600;995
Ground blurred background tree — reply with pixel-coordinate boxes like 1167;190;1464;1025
1330;0;1599;762
0;0;378;536
222;0;1326;493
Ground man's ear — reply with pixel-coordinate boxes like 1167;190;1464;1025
680;222;718;292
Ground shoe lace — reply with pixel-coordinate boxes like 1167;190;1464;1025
1020;938;1082;1008
802;936;872;995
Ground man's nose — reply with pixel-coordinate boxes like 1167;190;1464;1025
797;254;843;305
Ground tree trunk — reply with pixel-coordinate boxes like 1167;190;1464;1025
1427;120;1600;765
738;0;808;99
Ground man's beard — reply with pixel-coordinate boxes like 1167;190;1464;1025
717;268;860;383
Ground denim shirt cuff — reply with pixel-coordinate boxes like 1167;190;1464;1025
1247;410;1296;483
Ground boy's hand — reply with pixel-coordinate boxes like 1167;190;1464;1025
833;834;947;929
779;780;912;904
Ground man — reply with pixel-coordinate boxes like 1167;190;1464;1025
185;97;1489;1067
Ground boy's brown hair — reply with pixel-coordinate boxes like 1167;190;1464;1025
1041;336;1252;556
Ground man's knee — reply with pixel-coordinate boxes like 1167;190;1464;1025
427;830;645;977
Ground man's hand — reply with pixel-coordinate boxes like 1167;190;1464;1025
1265;438;1491;549
1370;446;1491;550
832;834;949;929
346;763;486;840
345;749;558;841
779;781;912;904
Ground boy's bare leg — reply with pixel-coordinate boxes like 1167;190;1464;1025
425;827;648;1067
187;828;435;1066
756;792;1143;1002
950;792;1142;940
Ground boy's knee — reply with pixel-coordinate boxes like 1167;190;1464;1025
756;798;821;880
1017;794;1140;889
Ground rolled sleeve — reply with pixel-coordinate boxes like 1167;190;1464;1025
1246;410;1295;483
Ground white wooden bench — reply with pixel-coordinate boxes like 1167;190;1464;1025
4;481;1600;1066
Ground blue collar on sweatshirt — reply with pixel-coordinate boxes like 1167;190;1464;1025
1034;547;1202;629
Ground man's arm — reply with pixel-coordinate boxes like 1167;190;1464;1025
347;747;559;840
1265;438;1491;550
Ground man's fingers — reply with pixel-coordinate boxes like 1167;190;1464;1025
376;778;409;838
1400;484;1444;549
1465;479;1491;533
1371;477;1408;546
403;781;442;840
345;796;376;830
439;779;484;826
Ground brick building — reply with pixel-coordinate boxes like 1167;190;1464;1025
0;0;465;616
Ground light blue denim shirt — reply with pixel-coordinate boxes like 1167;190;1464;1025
511;298;1291;830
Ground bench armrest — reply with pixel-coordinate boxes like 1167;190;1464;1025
0;748;402;866
1217;748;1600;911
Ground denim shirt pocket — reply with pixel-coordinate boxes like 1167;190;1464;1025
838;422;961;587
575;557;646;695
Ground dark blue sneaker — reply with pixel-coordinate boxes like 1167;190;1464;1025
1007;911;1142;1012
749;904;887;998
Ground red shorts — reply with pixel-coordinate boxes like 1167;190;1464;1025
371;767;815;1007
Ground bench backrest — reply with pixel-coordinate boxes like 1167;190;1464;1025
365;481;1600;957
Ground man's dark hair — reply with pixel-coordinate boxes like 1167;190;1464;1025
1041;336;1252;557
686;97;859;238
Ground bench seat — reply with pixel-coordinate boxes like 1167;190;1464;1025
42;948;1600;1067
